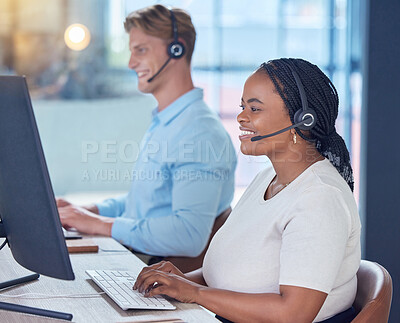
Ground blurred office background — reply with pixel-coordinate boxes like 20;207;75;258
0;0;398;321
0;0;362;196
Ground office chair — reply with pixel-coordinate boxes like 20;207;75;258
352;260;393;323
164;207;232;273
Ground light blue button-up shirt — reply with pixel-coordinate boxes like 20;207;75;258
97;88;237;257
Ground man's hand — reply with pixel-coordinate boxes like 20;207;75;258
56;198;72;208
58;205;114;236
56;198;99;214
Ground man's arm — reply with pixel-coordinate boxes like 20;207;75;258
95;194;127;218
112;165;229;256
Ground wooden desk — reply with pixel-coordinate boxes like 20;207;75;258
0;237;218;322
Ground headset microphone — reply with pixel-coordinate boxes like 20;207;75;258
147;57;172;83
251;62;317;142
251;116;313;141
147;8;185;83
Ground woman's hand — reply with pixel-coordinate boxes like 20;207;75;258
136;261;185;279
133;263;204;303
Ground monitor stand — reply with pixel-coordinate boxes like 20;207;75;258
0;241;73;320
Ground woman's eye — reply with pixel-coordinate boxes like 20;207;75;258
239;105;245;110
251;107;259;112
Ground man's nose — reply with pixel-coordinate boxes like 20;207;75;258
128;53;139;70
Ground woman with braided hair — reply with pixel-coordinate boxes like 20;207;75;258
133;58;361;323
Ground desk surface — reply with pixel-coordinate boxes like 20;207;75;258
0;237;218;323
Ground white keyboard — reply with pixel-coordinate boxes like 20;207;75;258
86;270;176;310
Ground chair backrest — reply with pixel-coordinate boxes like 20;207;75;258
164;207;231;273
352;260;393;323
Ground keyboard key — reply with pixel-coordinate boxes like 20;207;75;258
119;271;131;277
106;287;119;295
114;294;127;302
101;281;111;288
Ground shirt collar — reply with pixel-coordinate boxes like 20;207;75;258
152;88;203;125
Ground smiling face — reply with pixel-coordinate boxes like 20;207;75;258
128;27;170;94
237;71;293;157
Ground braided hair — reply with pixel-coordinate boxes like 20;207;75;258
258;58;354;191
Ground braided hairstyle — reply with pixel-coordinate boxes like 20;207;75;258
258;58;354;191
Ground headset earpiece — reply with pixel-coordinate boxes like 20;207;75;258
167;41;185;59
294;109;317;130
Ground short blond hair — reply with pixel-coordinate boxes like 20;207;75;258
124;4;196;64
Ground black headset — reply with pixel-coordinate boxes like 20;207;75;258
251;62;317;141
147;8;186;82
167;9;185;59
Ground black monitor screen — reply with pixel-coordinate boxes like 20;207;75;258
0;76;74;281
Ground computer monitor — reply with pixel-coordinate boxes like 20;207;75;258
0;76;75;320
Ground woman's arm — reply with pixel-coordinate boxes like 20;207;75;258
134;269;327;323
195;284;327;323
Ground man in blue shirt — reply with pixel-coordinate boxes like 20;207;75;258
57;5;237;258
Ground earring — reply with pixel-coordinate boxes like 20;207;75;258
293;132;297;144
